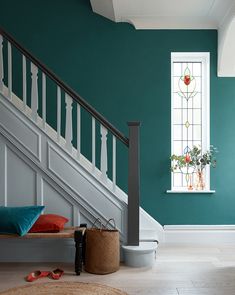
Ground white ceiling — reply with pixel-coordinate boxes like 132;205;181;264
90;0;235;76
90;0;234;29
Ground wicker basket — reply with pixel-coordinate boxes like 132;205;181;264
85;219;120;274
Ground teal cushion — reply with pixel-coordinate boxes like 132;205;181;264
0;206;44;236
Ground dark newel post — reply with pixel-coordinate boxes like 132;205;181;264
127;121;141;246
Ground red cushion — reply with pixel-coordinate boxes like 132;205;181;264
29;214;69;233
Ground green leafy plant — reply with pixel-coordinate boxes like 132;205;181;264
170;145;218;173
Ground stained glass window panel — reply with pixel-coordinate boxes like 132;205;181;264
193;126;201;140
193;94;201;108
173;63;182;76
171;53;210;191
173;110;182;124
171;52;210;191
192;63;201;76
173;125;182;140
173;94;182;108
173;173;182;187
173;141;182;155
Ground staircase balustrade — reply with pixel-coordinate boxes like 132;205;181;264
22;55;27;111
92;117;96;171
30;63;39;122
77;104;81;160
0;28;140;246
57;86;61;142
7;41;12;100
100;124;108;182
0;35;3;92
65;93;73;153
42;72;46;129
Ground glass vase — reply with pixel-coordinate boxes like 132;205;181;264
195;170;205;190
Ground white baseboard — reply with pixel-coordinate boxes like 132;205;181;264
164;225;235;245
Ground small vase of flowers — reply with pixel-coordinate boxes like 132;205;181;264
170;145;218;190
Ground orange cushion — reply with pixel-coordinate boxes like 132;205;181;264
29;214;69;233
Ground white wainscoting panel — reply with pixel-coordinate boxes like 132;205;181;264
0;99;41;161
47;143;125;234
42;179;73;227
6;147;36;206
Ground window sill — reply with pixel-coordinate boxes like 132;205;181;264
166;190;216;194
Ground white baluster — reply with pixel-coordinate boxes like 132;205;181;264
77;104;81;159
65;94;73;153
0;35;3;92
57;86;61;142
112;136;116;191
100;124;108;182
92;117;96;171
8;42;12;100
42;73;46;128
31;63;38;122
22;55;27;110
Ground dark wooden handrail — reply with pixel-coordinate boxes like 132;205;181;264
0;27;129;147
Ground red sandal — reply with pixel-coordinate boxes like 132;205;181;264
50;268;64;280
26;270;50;282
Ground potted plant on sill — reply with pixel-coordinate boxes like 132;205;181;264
170;145;218;190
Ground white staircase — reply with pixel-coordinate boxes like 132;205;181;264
0;30;164;262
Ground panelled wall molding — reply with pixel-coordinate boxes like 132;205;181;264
0;92;127;238
0;84;164;260
0;93;42;162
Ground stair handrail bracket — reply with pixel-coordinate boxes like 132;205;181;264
0;27;141;246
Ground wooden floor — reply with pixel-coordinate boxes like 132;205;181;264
1;244;235;294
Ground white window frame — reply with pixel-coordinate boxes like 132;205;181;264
170;52;210;192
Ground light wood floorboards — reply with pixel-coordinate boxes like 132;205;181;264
1;244;235;294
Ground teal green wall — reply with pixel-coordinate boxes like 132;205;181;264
1;0;235;225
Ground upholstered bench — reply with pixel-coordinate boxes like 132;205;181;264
0;226;86;275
